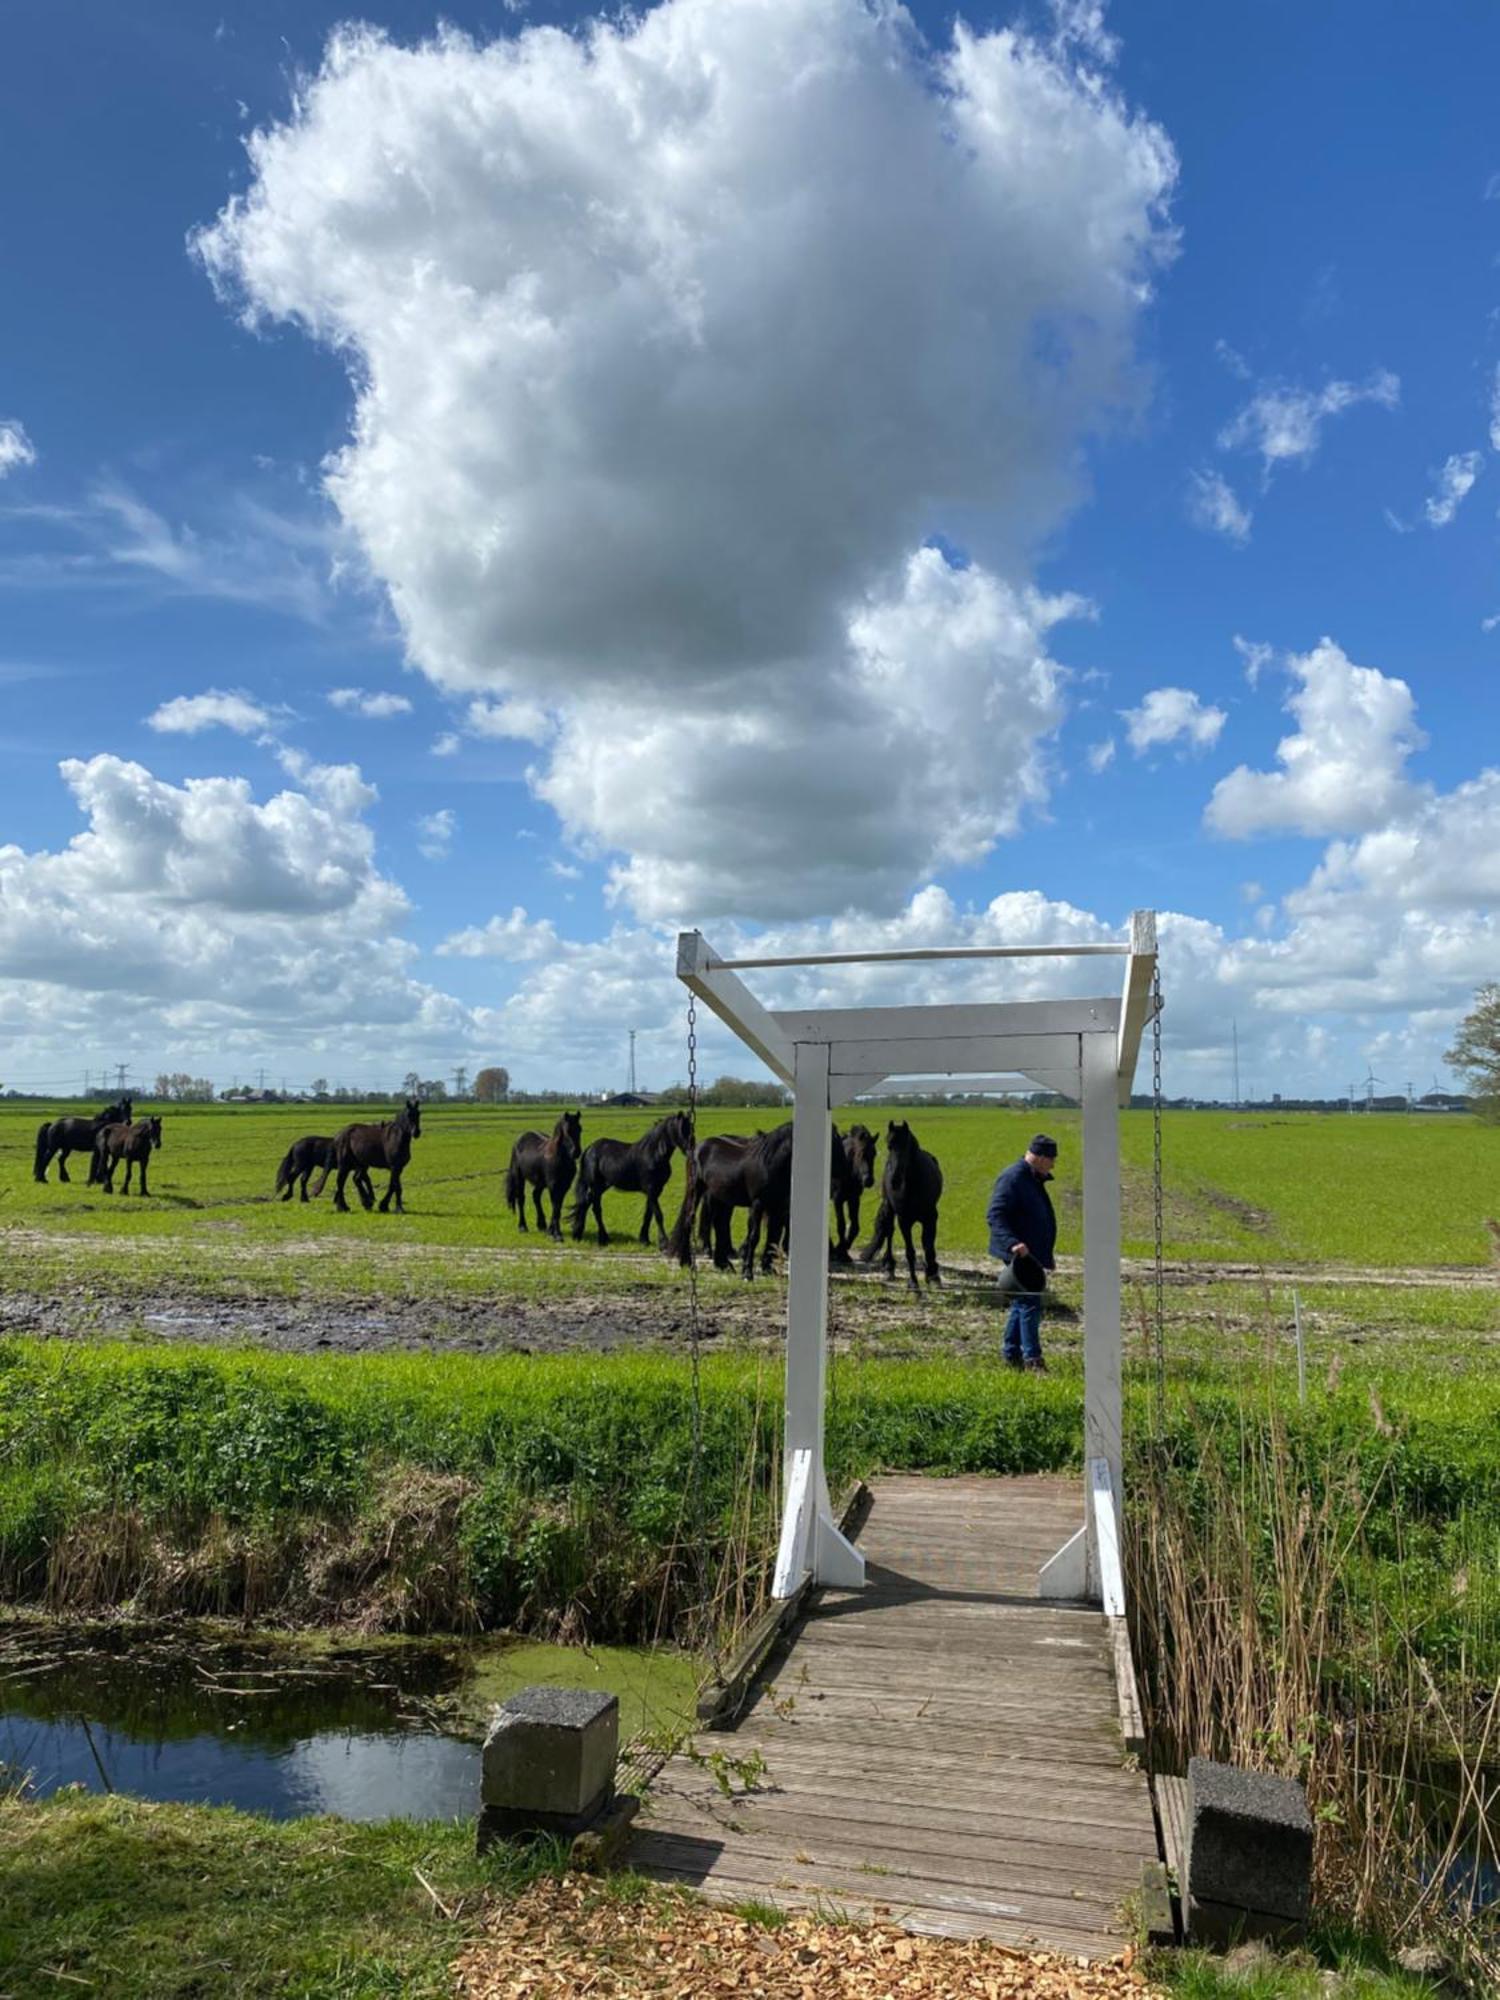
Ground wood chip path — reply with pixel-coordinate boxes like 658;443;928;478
628;1476;1159;1959
453;1875;1164;1998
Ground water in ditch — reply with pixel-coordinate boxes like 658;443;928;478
0;1621;696;1822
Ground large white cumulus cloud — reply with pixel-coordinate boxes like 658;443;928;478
195;0;1176;918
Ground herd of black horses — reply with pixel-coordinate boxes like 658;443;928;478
31;1097;945;1286
506;1109;944;1287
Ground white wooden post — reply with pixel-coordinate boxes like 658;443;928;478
772;1039;864;1598
1082;1029;1123;1598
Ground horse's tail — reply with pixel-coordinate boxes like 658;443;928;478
665;1150;698;1266
33;1123;51;1182
274;1146;296;1195
566;1154;593;1237
856;1199;892;1263
310;1136;342;1199
504;1156;523;1216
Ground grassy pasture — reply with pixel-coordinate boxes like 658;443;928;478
4;1100;1497;1309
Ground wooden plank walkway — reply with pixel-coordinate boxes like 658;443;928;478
632;1475;1158;1957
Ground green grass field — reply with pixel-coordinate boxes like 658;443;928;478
4;1100;1497;1311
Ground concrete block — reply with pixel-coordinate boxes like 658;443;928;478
479;1686;619;1844
1184;1757;1312;1945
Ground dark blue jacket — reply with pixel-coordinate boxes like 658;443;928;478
986;1158;1057;1268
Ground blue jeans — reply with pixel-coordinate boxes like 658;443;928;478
1003;1295;1043;1364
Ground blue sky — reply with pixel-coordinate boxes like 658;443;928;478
1;0;1496;1098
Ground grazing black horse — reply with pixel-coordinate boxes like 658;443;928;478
327;1097;422;1214
34;1098;132;1184
830;1123;879;1265
275;1135;341;1203
505;1110;582;1239
860;1119;943;1290
569;1112;692;1248
93;1116;162;1197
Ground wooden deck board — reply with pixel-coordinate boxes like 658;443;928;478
630;1475;1158;1958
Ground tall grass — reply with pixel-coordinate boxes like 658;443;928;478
1127;1386;1499;1986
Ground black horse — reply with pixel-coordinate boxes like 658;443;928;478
830;1123;879;1265
275;1135;341;1203
93;1116;162;1196
326;1098;422;1213
34;1097;132;1183
569;1112;692;1248
860;1119;943;1290
670;1122;875;1280
505;1111;582;1239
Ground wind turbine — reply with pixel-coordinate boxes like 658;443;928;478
1363;1065;1382;1112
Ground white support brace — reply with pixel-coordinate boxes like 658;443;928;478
676;931;796;1085
1116;909;1158;1109
1090;1457;1126;1618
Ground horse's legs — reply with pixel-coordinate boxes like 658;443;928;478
741;1202;762;1282
879;1209;896;1280
831;1195;850;1264
899;1215;919;1291
711;1202;734;1271
547;1186;564;1240
594;1190;609;1247
137;1153;150;1198
121;1156;134;1197
531;1182;547;1232
298;1169;311;1202
356;1170;375;1211
57;1147;70;1185
921;1213;940;1286
333;1165;351;1212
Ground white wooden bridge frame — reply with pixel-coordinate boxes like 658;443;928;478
676;912;1159;1608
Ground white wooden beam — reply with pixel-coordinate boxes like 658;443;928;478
1080;1029;1123;1596
676;931;795;1085
771;999;1120;1045
781;1039;863;1595
1116;909;1158;1108
826;1033;1083;1078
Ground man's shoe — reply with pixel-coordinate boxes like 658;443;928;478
1002;1353;1024;1371
1024;1357;1048;1374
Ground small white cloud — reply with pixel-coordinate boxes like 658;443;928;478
1121;686;1226;755
1489;364;1500;453
1206;637;1425;839
1240;880;1263;904
328;686;413;718
0;421;37;477
1214;338;1251;380
147;688;276;736
1219;369;1400;476
416;807;456;860
1233;635;1273;688
430;732;460;757
547;857;583;880
437;906;558;961
1187;469;1252;543
464;697;553;745
1422;451;1482;529
1085;738;1116;773
1481;612;1500;635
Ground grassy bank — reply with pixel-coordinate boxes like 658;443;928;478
0;1793;1444;2000
2;1336;1498;1654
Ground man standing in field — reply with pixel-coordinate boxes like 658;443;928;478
986;1135;1059;1372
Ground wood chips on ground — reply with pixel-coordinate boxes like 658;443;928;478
452;1876;1163;2000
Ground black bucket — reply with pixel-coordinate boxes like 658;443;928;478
995;1252;1048;1297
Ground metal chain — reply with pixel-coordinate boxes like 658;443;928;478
1150;962;1166;1426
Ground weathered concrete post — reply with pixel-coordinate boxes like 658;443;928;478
478;1686;635;1857
1184;1756;1313;1945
